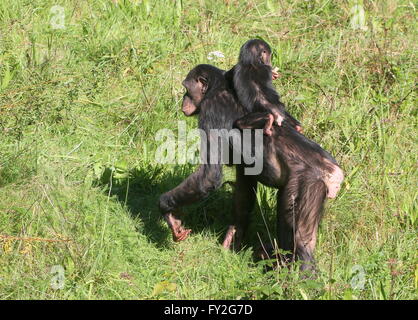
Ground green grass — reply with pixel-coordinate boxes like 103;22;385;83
0;0;416;300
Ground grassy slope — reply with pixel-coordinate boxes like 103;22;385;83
0;0;416;299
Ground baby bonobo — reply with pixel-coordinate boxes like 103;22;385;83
227;39;302;135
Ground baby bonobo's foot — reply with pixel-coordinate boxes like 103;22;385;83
164;212;192;242
295;125;303;133
272;111;284;126
222;225;236;249
263;113;275;136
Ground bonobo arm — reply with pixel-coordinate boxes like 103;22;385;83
222;165;258;250
159;164;222;242
258;101;302;133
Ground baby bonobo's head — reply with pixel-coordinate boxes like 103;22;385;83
238;39;272;66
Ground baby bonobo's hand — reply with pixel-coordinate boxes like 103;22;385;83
273;111;284;126
272;67;279;80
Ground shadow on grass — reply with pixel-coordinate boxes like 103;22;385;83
97;163;276;251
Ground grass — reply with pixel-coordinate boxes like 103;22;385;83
0;0;416;300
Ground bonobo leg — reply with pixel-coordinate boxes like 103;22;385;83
277;171;327;273
222;165;258;250
164;212;191;242
159;164;222;242
234;111;279;136
234;111;302;134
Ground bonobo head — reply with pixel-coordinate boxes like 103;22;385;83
238;39;272;66
181;64;225;116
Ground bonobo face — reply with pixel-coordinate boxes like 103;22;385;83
181;74;208;116
240;39;273;66
252;41;272;66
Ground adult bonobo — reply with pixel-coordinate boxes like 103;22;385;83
158;64;343;272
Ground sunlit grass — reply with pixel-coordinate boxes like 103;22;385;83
0;0;416;299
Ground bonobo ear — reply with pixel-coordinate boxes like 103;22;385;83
198;76;208;93
260;49;272;66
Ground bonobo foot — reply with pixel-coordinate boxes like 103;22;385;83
254;242;282;262
222;225;243;251
164;213;191;242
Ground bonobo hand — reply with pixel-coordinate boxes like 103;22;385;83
273;111;284;126
164;213;192;242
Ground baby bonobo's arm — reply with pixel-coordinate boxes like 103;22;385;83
284;110;303;133
270;68;303;133
256;98;286;136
